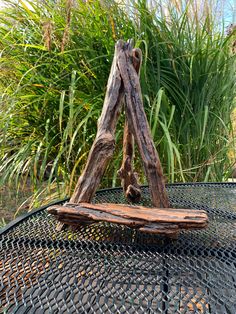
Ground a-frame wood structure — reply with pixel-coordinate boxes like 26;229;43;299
48;40;208;237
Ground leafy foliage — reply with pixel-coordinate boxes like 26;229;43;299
0;0;235;208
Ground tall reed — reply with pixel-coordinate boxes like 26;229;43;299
0;0;235;210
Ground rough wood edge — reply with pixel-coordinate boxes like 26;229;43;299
118;42;169;208
48;202;208;236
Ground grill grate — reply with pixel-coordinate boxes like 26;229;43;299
1;183;236;313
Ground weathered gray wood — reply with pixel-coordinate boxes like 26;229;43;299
117;43;169;208
48;202;208;236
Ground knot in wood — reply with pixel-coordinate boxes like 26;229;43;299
95;132;115;153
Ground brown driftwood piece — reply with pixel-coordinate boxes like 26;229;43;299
70;40;125;204
117;43;169;208
48;40;208;237
118;47;142;203
48;203;208;236
117;120;141;202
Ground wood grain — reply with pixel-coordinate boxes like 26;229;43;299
48;203;208;236
70;40;125;204
117;120;141;202
117;47;142;203
117;42;169;208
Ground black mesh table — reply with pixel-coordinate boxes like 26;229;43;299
1;183;236;313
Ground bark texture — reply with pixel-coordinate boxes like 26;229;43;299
48;203;208;236
70;40;124;204
117;119;141;202
117;43;169;208
117;47;142;203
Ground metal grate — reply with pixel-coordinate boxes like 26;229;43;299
1;183;236;313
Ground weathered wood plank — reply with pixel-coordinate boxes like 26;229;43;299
48;203;208;235
70;203;207;225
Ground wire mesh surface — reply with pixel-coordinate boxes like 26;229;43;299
1;183;236;313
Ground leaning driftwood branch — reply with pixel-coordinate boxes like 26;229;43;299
117;42;169;208
48;203;208;236
70;40;125;204
117;47;142;203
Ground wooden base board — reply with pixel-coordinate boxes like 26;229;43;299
48;202;208;237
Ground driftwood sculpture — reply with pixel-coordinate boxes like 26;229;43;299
48;40;208;237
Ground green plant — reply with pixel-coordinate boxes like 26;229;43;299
0;218;6;228
0;0;235;211
137;0;236;182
